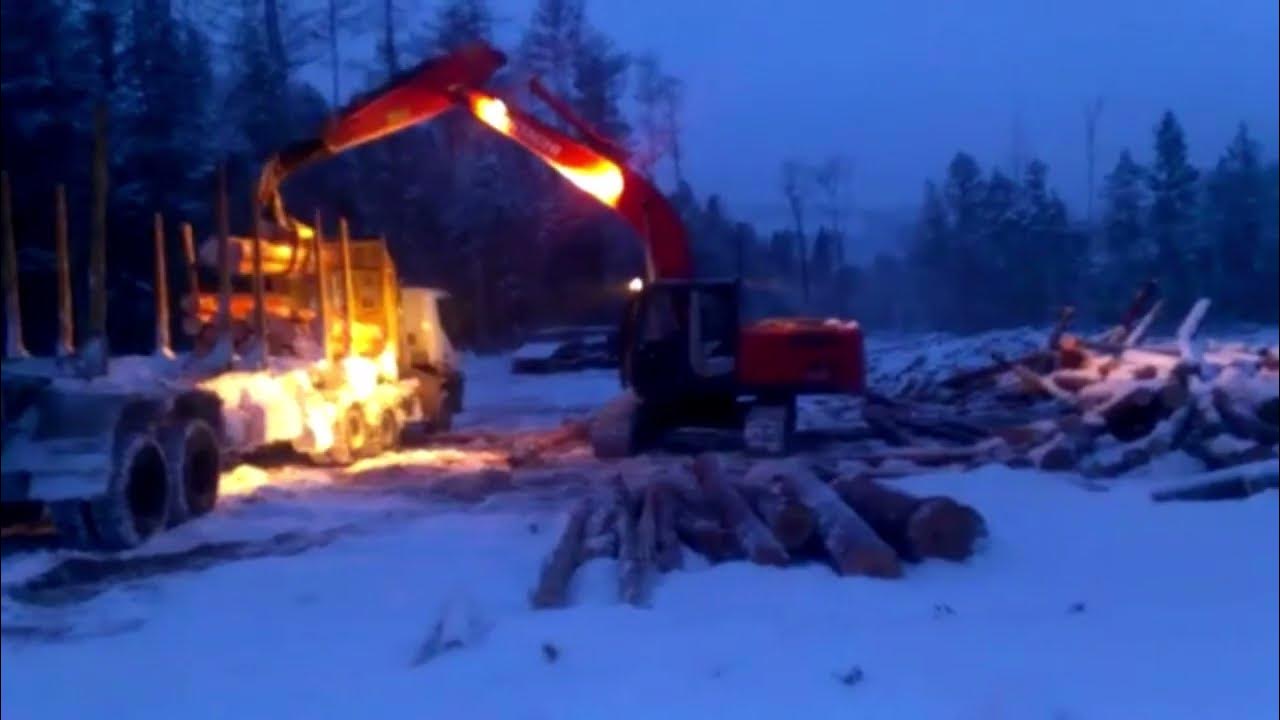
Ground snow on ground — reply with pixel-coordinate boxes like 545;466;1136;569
3;329;1278;719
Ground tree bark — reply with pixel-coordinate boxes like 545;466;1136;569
754;461;901;578
692;454;788;566
830;477;987;563
530;498;592;609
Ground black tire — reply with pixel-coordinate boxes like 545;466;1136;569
161;418;221;526
372;409;402;454
90;433;170;550
54;434;171;551
325;404;369;466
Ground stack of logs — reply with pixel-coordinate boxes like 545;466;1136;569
842;288;1279;490
530;453;988;608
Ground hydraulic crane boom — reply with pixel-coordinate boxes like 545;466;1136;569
254;40;692;281
461;87;693;280
255;42;505;240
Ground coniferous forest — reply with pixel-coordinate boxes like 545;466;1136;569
2;0;1276;356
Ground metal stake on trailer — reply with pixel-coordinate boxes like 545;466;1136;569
2;170;28;360
54;184;74;358
153;212;173;358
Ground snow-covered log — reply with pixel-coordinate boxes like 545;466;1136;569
581;503;618;560
830;477;988;562
752;461;901;578
1211;387;1280;445
648;483;684;572
530;498;593;609
741;478;814;551
692;454;788;567
1176;299;1211;366
612;479;651;606
1151;460;1279;502
674;507;741;562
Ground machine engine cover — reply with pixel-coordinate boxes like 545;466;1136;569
736;318;865;394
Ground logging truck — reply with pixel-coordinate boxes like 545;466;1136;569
0;165;462;550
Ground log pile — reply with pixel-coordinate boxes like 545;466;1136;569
527;453;988;608
835;290;1279;487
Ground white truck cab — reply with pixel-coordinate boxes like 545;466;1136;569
399;286;464;417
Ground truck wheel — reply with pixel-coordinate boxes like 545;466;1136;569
52;434;171;551
326;405;369;466
162;418;221;526
89;433;171;550
372;409;402;454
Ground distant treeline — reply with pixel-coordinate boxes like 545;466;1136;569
2;1;1275;358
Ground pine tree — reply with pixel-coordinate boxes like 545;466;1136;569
943;153;986;329
430;0;493;53
908;181;953;328
519;0;586;102
1147;111;1200;308
1204;124;1265;317
571;31;630;143
632;54;683;184
1101;149;1149;308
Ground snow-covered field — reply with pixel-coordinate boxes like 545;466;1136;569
3;331;1277;719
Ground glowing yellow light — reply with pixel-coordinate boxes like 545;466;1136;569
552;160;624;208
467;91;625;208
628;277;644;293
294;223;315;240
471;96;513;135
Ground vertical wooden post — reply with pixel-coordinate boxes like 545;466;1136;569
86;103;109;375
152;212;172;357
313;210;331;362
1;171;28;359
338;217;355;357
54;184;74;357
250;192;267;368
180;222;199;307
214;161;232;350
379;236;398;368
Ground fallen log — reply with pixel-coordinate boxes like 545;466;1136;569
1212;387;1280;445
741;478;814;551
530;498;593;609
1175;298;1211;366
829;477;988;562
1151;460;1279;502
751;461;901;578
612;480;651;606
674;509;741;562
648;483;684;572
1100;386;1170;442
581;503;618;560
692;454;788;567
939;351;1053;391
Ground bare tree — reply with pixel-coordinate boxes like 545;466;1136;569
781;160;812;304
317;0;364;106
633;54;683;185
1084;97;1105;226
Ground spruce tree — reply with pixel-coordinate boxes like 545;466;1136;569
1147;111;1200;308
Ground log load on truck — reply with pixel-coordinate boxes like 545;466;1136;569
0;49;493;549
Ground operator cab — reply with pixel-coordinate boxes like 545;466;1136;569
622;278;740;403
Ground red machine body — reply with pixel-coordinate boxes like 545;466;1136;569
737;319;865;395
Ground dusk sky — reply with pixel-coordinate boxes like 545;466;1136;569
315;0;1279;231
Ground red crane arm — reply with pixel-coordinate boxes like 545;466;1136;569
256;42;506;235
462;89;693;280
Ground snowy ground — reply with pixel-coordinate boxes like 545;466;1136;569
3;332;1278;719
